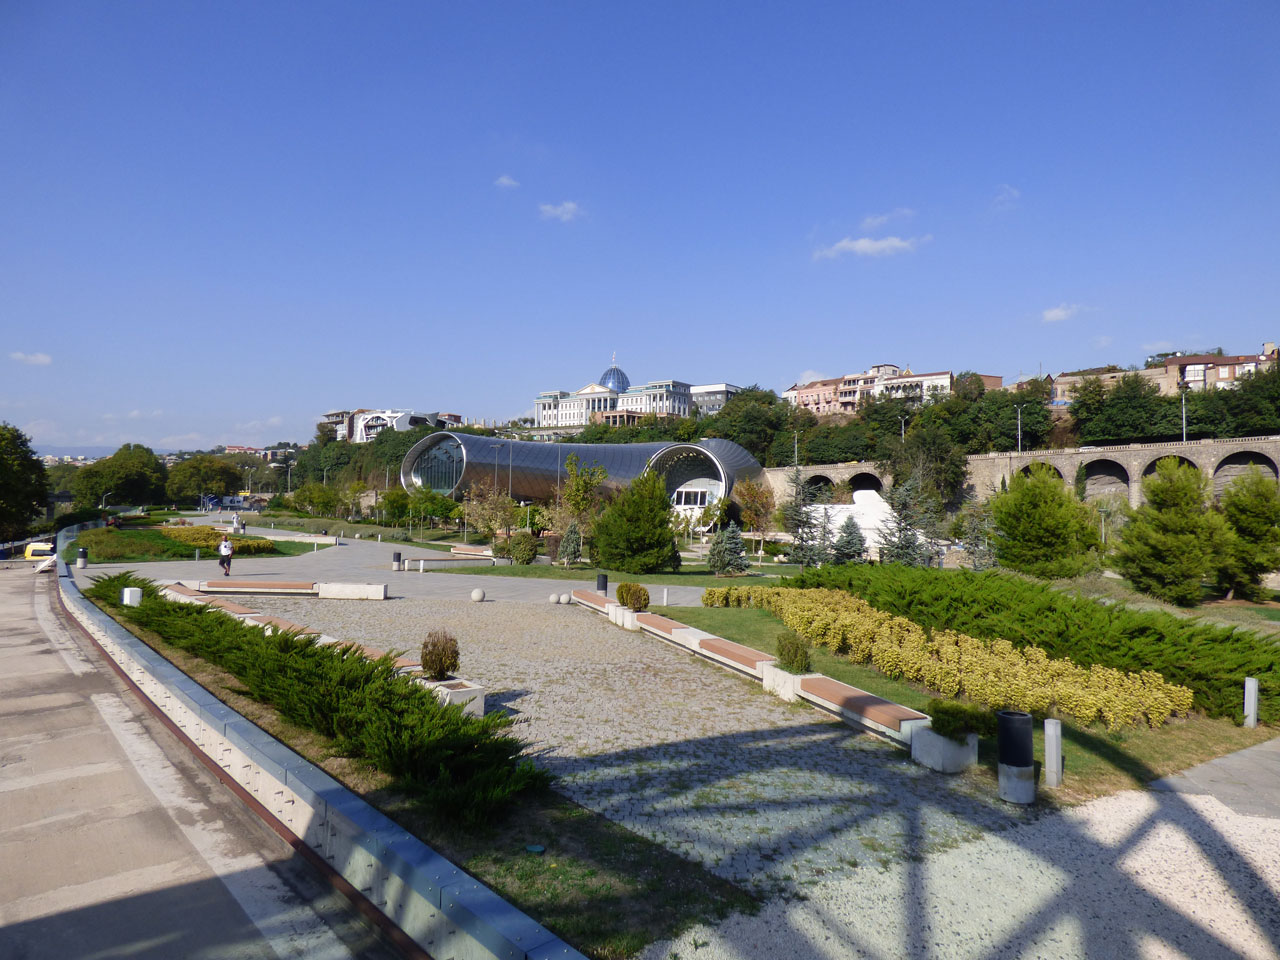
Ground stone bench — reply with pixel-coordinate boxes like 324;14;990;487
696;636;776;678
199;580;388;600
635;613;683;636
570;589;610;613
797;676;930;746
249;615;319;636
449;544;492;557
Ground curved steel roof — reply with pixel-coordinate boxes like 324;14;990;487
400;432;761;503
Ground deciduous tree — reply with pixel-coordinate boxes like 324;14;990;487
0;423;47;541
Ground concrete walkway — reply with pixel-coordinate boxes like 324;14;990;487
1151;735;1280;818
0;568;395;960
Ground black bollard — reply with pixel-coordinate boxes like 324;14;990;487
996;710;1035;803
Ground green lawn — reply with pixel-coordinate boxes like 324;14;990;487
69;528;327;563
657;604;1275;804
433;562;804;589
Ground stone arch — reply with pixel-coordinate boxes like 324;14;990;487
1212;451;1279;498
1081;458;1129;501
1141;454;1198;479
847;472;884;494
804;474;835;493
1018;460;1063;480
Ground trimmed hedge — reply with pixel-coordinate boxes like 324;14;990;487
703;585;1194;729
788;565;1279;724
85;573;547;821
616;582;650;612
160;525;277;555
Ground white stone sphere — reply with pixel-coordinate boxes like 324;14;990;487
470;588;485;602
549;593;559;604
559;593;571;605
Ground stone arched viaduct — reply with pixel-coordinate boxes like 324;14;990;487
761;436;1280;507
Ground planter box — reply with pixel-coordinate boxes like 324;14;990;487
911;727;978;774
761;663;821;702
420;677;485;717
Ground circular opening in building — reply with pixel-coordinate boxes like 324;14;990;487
411;436;465;495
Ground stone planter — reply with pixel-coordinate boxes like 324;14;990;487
761;663;820;702
420;676;485;717
911;727;978;774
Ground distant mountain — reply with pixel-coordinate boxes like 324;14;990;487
38;445;175;459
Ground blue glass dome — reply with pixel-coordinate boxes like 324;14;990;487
598;363;630;393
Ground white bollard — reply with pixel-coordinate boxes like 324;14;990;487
419;559;425;573
663;587;669;606
121;587;142;607
378;534;382;542
1244;677;1259;729
1043;719;1063;788
313;542;318;552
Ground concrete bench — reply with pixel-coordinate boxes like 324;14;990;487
449;544;492;557
697;636;777;678
636;613;683;636
200;580;387;600
249;615;319;636
570;589;610;613
798;676;930;746
204;598;256;615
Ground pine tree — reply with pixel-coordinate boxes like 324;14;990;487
783;462;822;567
1115;457;1229;606
831;514;867;564
557;519;582;566
814;506;836;566
593;471;682;574
879;476;939;567
990;463;1098;578
1215;466;1280;601
709;521;751;576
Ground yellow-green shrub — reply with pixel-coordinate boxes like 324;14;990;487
160;526;277;555
702;586;1194;729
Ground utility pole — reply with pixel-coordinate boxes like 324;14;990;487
1014;404;1025;453
1181;385;1187;442
898;415;908;440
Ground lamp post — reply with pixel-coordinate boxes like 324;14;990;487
490;443;501;492
100;491;113;511
287;463;294;493
508;442;513;498
898;415;909;440
323;466;329;486
1180;381;1188;442
1014;404;1026;453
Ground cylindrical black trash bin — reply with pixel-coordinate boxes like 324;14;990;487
997;710;1033;767
996;710;1035;803
76;546;88;570
392;552;401;562
596;573;608;595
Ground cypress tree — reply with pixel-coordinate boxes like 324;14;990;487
593;471;682;574
557;520;582;566
709;520;751;576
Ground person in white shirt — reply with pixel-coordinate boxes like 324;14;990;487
217;535;234;576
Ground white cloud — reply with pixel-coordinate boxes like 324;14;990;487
1143;340;1174;353
813;234;931;260
1042;303;1081;324
794;369;830;385
234;415;284;432
539;201;582;222
860;207;915;231
1092;335;1113;349
10;351;51;365
494;174;519;189
992;183;1021;211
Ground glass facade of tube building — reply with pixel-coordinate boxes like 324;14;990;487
400;432;761;508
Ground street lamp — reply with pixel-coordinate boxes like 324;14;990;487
898;415;909;440
287;463;294;493
1014;404;1026;453
1179;380;1188;442
99;491;113;511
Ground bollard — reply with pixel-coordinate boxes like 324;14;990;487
471;588;485;602
1244;677;1259;729
418;559;424;573
378;534;382;542
313;542;318;552
1043;719;1063;788
997;710;1035;804
195;548;200;562
663;587;668;606
596;573;608;596
76;547;87;570
121;587;142;607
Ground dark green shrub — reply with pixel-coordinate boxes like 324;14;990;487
776;630;811;673
509;531;537;565
420;630;460;681
83;573;546;822
928;699;997;743
491;539;511;559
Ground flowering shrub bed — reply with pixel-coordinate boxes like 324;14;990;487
789;565;1278;724
160;526;277;555
702;586;1194;729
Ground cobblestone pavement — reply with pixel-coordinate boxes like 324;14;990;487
248;594;1024;896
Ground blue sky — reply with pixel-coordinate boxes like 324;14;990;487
3;2;1278;451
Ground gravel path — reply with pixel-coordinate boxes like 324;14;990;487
247;594;1280;958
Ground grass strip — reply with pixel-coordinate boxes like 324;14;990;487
433;563;804;588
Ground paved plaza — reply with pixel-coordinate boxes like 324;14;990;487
75;525;1280;959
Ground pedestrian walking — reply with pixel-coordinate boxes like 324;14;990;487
217;535;234;577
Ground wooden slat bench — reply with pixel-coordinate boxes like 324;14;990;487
249;615;319;635
798;676;930;746
570;589;610;613
635;613;683;636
